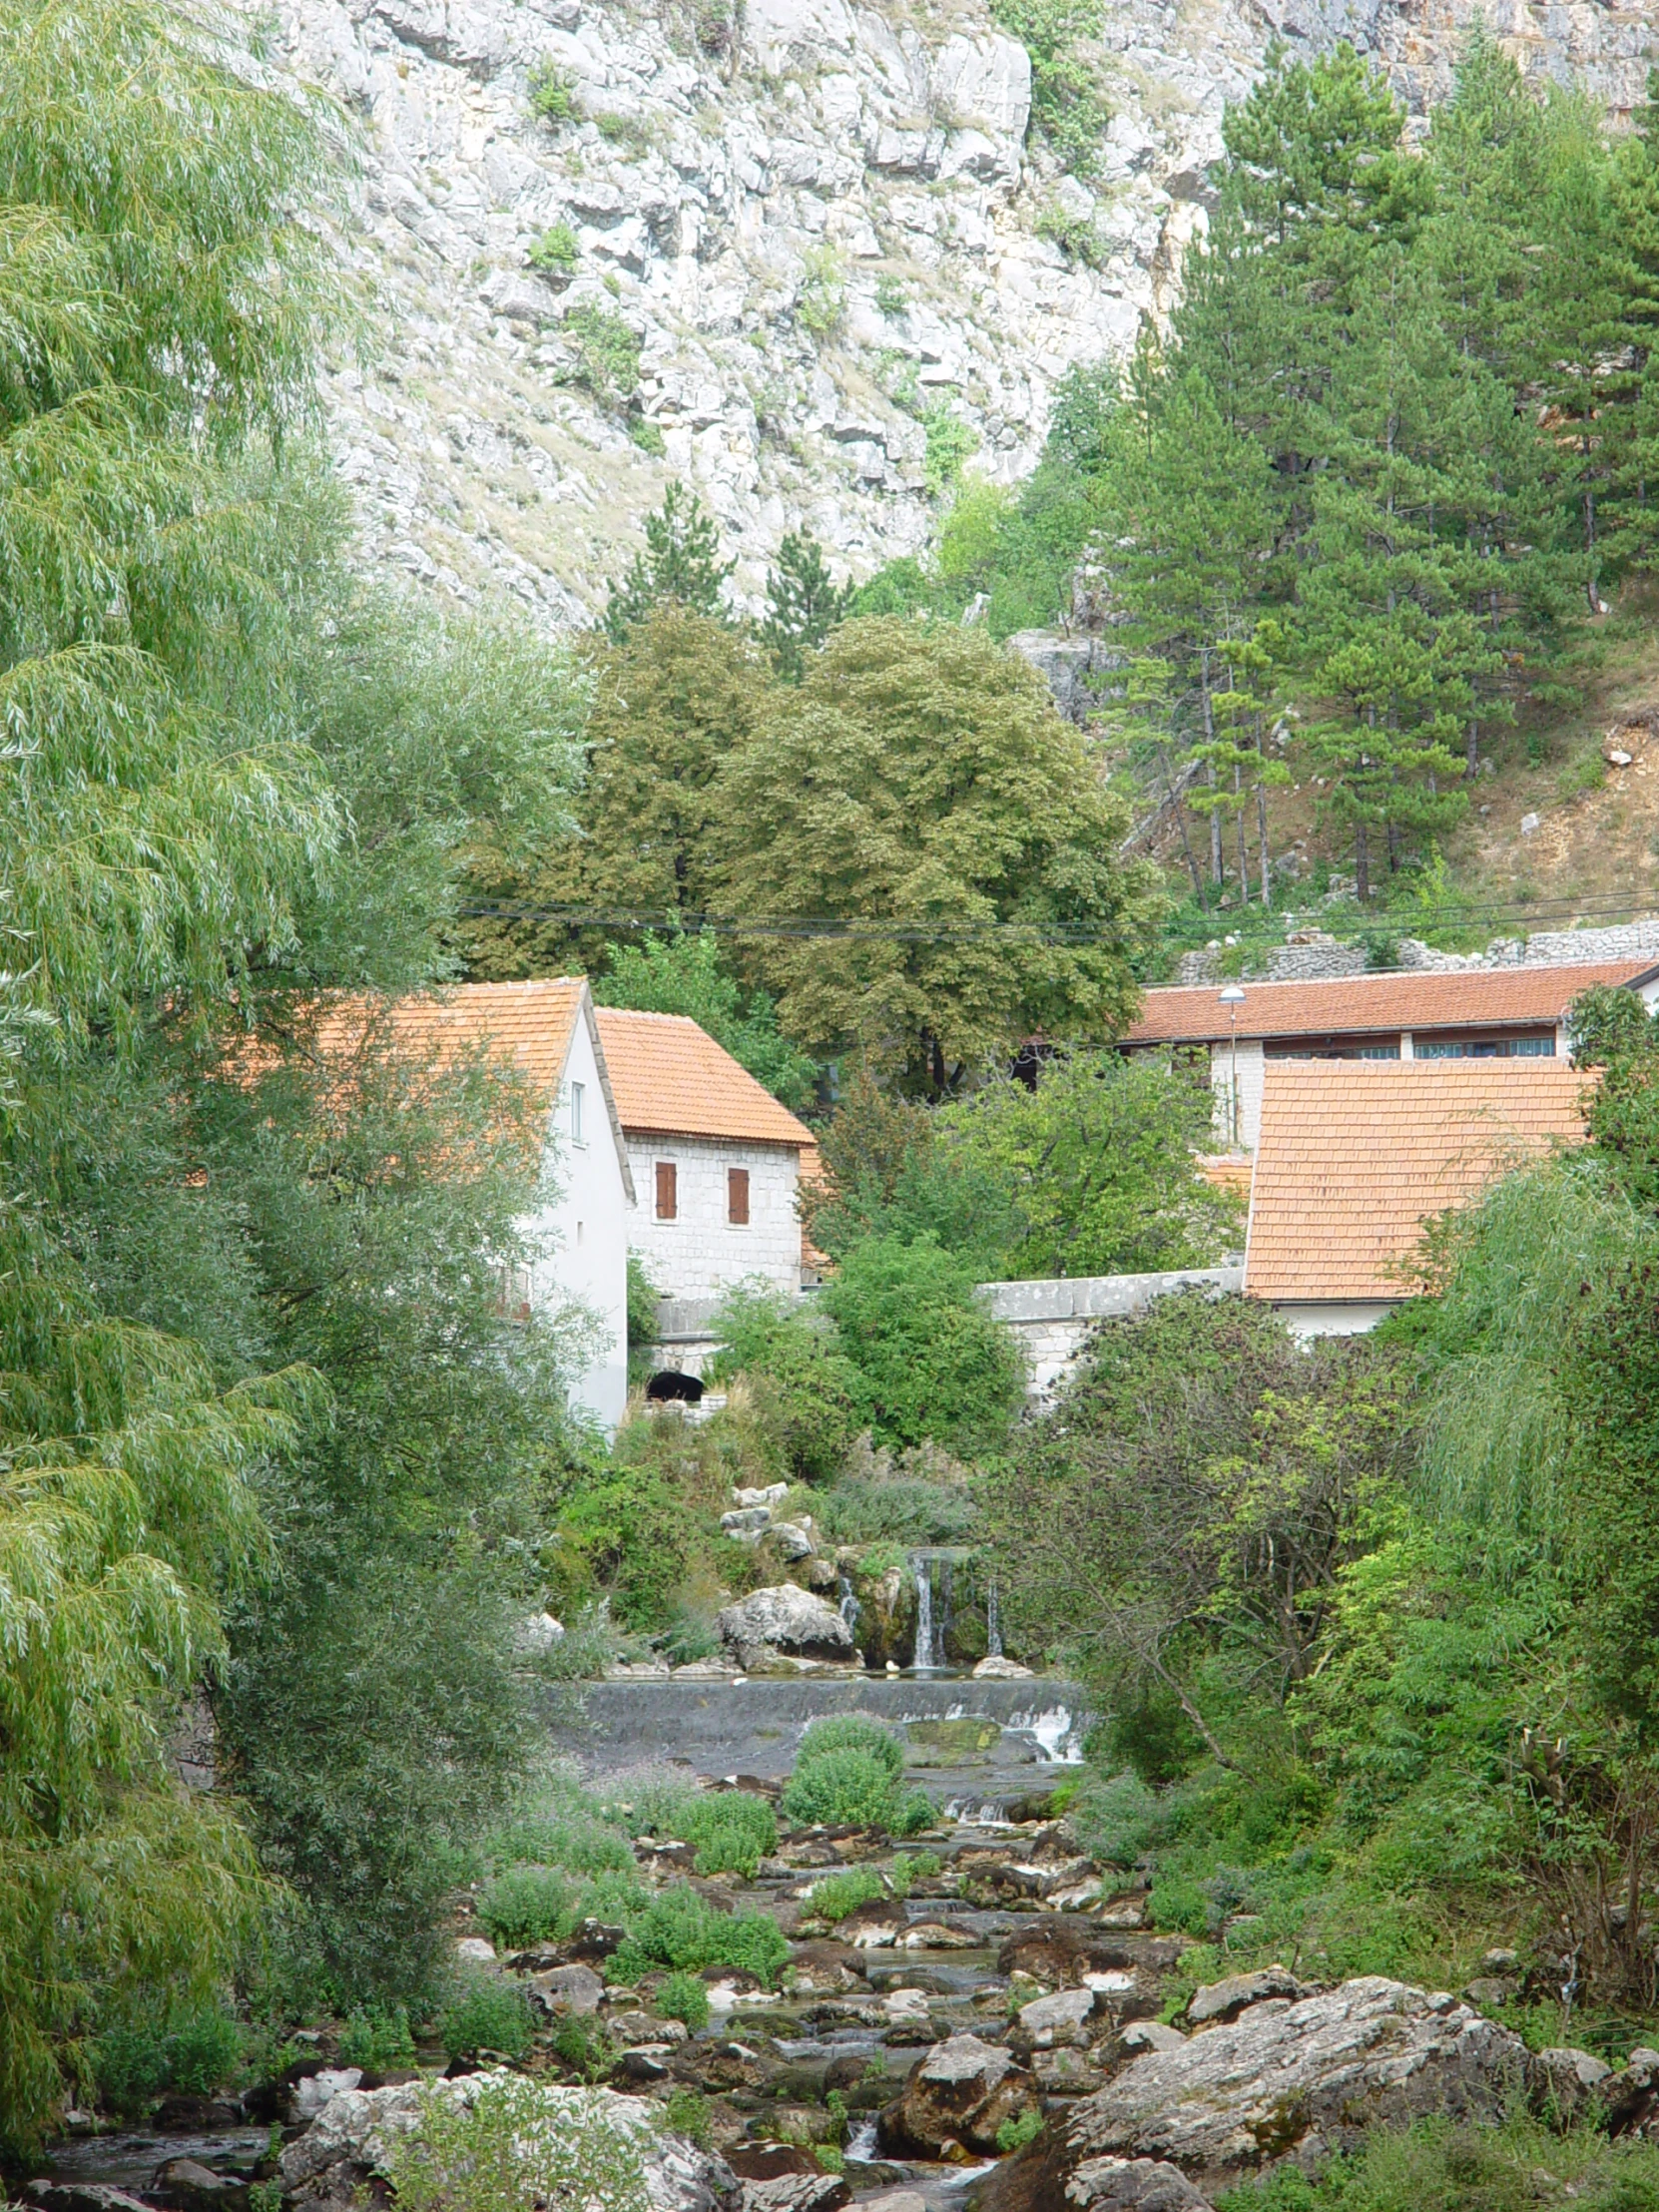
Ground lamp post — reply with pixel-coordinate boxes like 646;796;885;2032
1219;984;1247;1151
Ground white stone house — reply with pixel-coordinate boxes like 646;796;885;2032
310;978;637;1431
594;1007;815;1305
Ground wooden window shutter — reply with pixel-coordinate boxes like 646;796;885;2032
728;1167;750;1225
655;1161;677;1220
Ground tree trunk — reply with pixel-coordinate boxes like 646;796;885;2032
1162;746;1205;902
1465;717;1478;780
1258;780;1271;909
1236;765;1250;903
1356;818;1371;903
1201;649;1222;886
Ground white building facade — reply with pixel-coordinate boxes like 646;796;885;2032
594;1007;815;1309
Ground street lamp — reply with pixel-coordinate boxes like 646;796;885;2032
1219;984;1247;1150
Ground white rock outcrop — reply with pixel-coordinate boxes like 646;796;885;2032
250;0;1651;622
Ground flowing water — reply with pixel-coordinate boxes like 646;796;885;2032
912;1554;937;1670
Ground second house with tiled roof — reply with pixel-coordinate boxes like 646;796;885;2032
594;1007;815;1304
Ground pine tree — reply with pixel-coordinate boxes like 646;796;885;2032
602;480;735;640
760;528;852;681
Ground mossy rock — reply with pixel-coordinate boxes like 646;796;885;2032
903;1717;1002;1765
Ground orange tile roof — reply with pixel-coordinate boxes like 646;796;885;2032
1125;961;1652;1045
1244;1060;1594;1305
301;979;589;1099
594;1008;816;1148
1197;1153;1256;1201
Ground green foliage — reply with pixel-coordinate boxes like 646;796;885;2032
603;484;736;642
714;619;1160;1089
477;1867;578;1949
605;1884;791;1986
762;530;854;682
595;930;819;1110
990;0;1109;173
337;2006;416;2071
619;1776;776;1876
847;556;935;620
629;416;665;454
438;1975;534;2061
875;274;907;316
92;2006;244;2118
627;1252;662;1354
550;2013;615;2082
797;1714;906;1781
709;1287;863;1484
527;58;578;124
806;1866;883;1921
781;1746;933;1833
814;1470;978;1545
388;2074;652;2212
654;1970;711;2029
921;403;976;496
528;222;580;275
1217;2117;1659;2212
820;1235;1027;1455
939;1050;1245;1277
559;303;642;412
1035;201;1108;267
797;245;846;337
594;110;654;154
664;2087;713;2148
996;2109;1044;2154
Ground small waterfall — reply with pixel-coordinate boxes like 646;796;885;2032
847;2120;879;2163
837;1571;861;1633
940;1557;955;1656
986;1576;1003;1658
911;1553;938;1670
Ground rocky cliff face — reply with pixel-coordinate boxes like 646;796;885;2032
264;0;1656;622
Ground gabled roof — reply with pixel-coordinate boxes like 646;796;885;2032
294;978;635;1201
1124;960;1653;1046
594;1007;815;1148
1244;1060;1594;1305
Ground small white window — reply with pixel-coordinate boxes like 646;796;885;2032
570;1080;586;1145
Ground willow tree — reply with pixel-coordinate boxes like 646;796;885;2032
0;0;342;2149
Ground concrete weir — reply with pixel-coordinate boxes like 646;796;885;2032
545;1673;1094;1817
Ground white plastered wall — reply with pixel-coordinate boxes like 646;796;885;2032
1209;1037;1266;1151
627;1135;801;1304
522;1009;631;1432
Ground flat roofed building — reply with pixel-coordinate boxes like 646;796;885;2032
1123;960;1658;1149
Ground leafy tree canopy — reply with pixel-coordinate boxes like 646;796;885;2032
592;927;819;1110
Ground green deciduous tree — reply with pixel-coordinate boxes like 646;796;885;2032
714;618;1161;1093
591;928;818;1109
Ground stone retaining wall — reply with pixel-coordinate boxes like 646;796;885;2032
648;1265;1242;1396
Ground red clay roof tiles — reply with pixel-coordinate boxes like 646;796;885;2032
1244;1059;1594;1305
594;1007;815;1147
1125;961;1650;1046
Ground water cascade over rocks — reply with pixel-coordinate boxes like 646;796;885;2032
911;1555;938;1673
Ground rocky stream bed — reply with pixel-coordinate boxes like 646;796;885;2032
22;1673;1659;2212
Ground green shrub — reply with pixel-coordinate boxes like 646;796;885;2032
807;1867;883;1923
623;1779;777;1877
874;274;906;317
1035;201;1108;269
477;1866;577;1949
655;1970;711;2029
781;1747;932;1834
484;1793;635;1880
797;1714;904;1781
996;2109;1043;2153
604;1884;791;1986
817;1475;978;1545
527;58;578;124
92;2007;244;2117
665;2087;713;2149
1216;2116;1659;2212
889;1849;942;1896
710;1286;861;1485
595;111;654;154
388;2074;651;2212
550;2014;615;2083
820;1234;1025;1456
797;245;845;337
559;305;642;411
630;417;666;455
528;222;580;275
438;1974;533;2060
338;2005;416;2071
920;405;976;498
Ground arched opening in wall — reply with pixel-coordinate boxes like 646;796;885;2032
646;1369;705;1403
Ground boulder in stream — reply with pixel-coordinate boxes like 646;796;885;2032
278;2070;738;2209
972;1976;1534;2208
879;2032;1038;2158
717;1585;854;1667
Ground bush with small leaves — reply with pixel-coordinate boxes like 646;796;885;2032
796;1715;905;1781
528;223;580;276
782;1748;933;1834
388;2075;652;2212
665;2087;713;2149
605;1884;791;1986
338;2005;416;2071
807;1867;883;1923
438;1974;533;2061
997;2108;1044;2153
477;1865;578;1950
921;403;976;496
527;58;578;124
559;304;642;412
797;245;845;337
655;1970;711;2029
